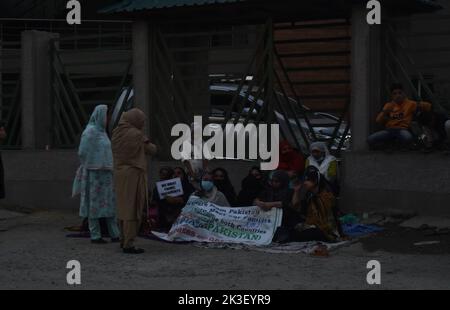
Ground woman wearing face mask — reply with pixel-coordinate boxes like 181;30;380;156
305;142;339;194
290;166;342;243
212;168;237;207
190;170;230;207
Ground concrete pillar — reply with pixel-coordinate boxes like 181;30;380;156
350;5;382;151
132;21;151;136
21;30;59;150
0;44;3;122
132;21;161;169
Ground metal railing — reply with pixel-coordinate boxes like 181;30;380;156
50;32;132;148
0;18;132;50
0;40;22;149
219;19;351;155
384;16;450;114
148;19;351;159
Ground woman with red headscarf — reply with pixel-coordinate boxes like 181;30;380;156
277;140;305;178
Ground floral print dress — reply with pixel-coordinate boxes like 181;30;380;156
72;105;117;220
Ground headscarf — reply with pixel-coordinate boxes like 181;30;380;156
272;170;290;188
258;170;292;204
237;167;265;206
174;166;188;180
308;142;336;176
277;140;305;175
301;166;339;241
77;105;113;170
111;108;149;171
303;165;330;200
304;165;322;187
72;105;112;197
212;168;237;206
174;166;195;199
310;142;330;158
159;166;175;180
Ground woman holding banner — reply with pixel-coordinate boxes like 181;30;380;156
254;170;293;212
189;170;230;207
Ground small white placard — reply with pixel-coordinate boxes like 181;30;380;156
156;178;184;200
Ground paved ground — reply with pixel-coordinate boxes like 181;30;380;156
1;207;450;290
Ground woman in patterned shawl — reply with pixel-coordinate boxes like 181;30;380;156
72;105;120;244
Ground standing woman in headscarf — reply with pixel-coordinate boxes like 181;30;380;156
112;108;157;254
305;142;338;193
212;168;237;207
72;105;120;244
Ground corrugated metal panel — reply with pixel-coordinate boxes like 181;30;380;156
416;0;443;9
100;0;245;13
100;0;443;14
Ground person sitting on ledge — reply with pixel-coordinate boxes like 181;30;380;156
367;83;432;150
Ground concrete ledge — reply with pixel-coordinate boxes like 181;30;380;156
6;149;449;216
2;150;80;210
1;150;258;210
3;150;79;181
341;151;450;216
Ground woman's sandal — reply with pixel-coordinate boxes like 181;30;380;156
91;238;108;244
123;247;145;254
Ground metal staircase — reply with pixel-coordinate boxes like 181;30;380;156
384;15;450;114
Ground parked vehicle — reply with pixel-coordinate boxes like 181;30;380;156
111;84;351;154
209;84;351;152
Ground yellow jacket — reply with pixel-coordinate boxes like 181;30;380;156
376;99;431;129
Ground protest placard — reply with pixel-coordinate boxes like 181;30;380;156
156;178;183;200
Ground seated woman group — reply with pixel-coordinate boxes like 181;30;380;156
254;166;342;243
152;163;342;244
150;137;341;242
